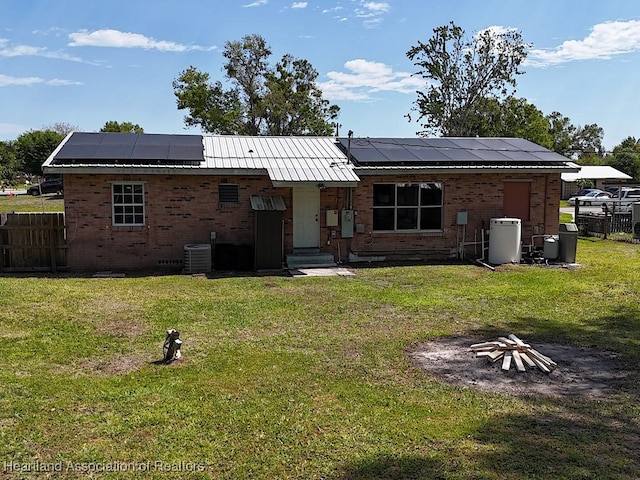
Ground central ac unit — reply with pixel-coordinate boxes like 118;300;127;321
184;243;212;273
632;203;640;239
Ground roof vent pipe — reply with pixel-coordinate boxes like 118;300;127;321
347;130;353;164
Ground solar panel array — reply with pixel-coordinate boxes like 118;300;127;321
52;132;204;166
337;137;569;166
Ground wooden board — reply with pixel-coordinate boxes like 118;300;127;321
471;334;556;374
501;351;513;371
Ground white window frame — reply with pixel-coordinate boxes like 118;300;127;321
372;182;443;232
112;182;145;226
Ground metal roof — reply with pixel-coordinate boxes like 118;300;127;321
44;133;359;186
43;133;576;180
202;136;359;186
561;165;632;182
337;137;574;167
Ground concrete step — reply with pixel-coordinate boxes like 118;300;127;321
286;252;336;269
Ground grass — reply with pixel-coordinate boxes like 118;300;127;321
0;239;639;479
0;192;64;213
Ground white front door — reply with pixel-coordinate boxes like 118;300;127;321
293;187;320;249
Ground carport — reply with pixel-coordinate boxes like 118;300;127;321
561;165;632;199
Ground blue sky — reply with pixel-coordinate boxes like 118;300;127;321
1;0;639;150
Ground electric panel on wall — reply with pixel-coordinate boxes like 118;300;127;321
341;210;354;238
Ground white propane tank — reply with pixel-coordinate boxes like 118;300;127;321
488;218;522;264
543;235;560;260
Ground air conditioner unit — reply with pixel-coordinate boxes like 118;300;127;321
184;243;212;273
632;203;640;239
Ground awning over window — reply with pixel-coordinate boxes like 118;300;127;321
250;195;286;211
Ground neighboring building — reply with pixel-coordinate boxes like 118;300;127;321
42;132;577;272
561;165;633;199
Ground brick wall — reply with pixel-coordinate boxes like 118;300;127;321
342;172;561;259
63;171;561;271
64;173;280;271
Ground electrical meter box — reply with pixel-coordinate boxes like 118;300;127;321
341;209;354;238
326;209;339;227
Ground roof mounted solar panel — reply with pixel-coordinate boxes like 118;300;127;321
50;132;204;166
54;143;99;159
338;136;572;167
406;146;449;161
94;144;135;159
100;132;138;144
438;147;482;162
501;150;539;161
169;144;204;162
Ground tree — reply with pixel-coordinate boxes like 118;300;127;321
173;67;242;134
100;121;144;134
173;34;339;136
464;96;552;148
0;140;19;182
406;22;528;136
222;33;271;135
546;112;603;159
263;55;339;136
44;122;79;136
607;136;640;180
14;130;64;175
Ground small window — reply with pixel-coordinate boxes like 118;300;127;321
112;183;145;226
219;183;239;204
373;182;443;231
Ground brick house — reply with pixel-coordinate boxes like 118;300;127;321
42;132;576;272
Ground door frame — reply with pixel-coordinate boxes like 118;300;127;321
292;186;320;250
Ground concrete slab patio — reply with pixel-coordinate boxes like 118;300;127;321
289;267;356;277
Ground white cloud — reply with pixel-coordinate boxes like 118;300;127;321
243;0;268;7
0;39;44;57
0;73;42;86
46;78;84;86
354;1;390;18
360;2;390;14
291;2;307;8
0;38;99;64
318;59;423;101
68;29;215;52
527;20;640;67
0;73;81;87
477;25;516;37
353;1;391;28
322;6;343;14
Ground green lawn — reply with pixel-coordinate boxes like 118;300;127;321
0;239;639;479
0;192;64;213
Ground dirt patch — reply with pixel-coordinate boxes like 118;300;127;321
79;354;149;375
408;336;632;398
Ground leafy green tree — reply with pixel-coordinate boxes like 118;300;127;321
173;34;339;136
15;130;64;175
406;22;528;136
0;140;19;182
607;136;640;180
465;96;552;148
100;121;144;134
263;55;339;136
546;112;603;159
173;67;244;134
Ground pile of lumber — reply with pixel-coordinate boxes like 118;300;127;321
470;334;557;373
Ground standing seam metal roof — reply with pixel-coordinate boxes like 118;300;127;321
202;136;359;185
